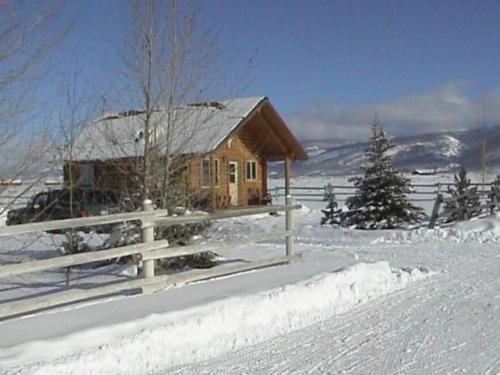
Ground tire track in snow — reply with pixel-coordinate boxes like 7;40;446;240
168;247;499;375
168;277;441;374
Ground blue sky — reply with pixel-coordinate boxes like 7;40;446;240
204;0;500;107
53;0;500;141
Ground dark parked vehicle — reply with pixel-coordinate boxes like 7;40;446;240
6;188;124;226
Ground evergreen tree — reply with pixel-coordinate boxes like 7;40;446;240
341;123;422;229
444;167;482;222
320;184;342;225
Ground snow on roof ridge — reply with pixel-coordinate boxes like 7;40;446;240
71;96;267;161
96;97;266;123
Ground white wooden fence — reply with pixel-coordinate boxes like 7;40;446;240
428;189;499;228
0;196;300;320
272;182;494;203
270;183;446;202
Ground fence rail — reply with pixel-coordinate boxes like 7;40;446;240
0;198;300;320
428;188;500;228
0;195;31;201
271;182;495;204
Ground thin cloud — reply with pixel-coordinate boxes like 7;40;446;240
287;82;500;142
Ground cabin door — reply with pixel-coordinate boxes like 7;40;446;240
229;161;238;206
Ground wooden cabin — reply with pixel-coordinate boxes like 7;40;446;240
65;97;307;209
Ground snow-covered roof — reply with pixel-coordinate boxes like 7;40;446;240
70;97;266;161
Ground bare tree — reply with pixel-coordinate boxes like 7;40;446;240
62;0;252;212
0;0;68;213
478;99;490;192
103;0;224;208
57;73;99;199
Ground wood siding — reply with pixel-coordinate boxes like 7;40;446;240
65;130;269;209
65;158;141;200
189;128;267;208
62;99;311;210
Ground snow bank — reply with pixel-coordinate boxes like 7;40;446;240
373;215;500;244
1;261;431;375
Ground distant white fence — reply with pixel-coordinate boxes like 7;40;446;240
0;197;300;320
0;195;31;210
272;182;494;204
428;188;500;228
0;185;53;212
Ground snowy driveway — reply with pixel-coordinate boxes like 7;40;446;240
1;205;500;374
170;241;500;375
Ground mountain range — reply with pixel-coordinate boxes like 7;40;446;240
281;125;500;177
14;124;500;180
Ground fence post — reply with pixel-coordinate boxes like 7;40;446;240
492;188;498;215
274;186;280;201
285;195;294;257
323;183;334;201
429;193;443;229
141;199;155;278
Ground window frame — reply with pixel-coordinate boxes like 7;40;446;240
201;158;219;188
214;159;219;186
246;160;257;181
201;159;211;188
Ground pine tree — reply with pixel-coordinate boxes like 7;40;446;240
444;167;482;222
320;184;342;225
341;123;422;229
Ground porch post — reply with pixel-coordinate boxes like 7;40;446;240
210;155;216;210
285;195;294;257
284;156;291;196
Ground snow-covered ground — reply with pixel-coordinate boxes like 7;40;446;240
0;175;499;374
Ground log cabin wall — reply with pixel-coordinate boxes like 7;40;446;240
65;157;193;206
64;158;141;201
189;127;267;208
62;100;312;209
65;128;267;210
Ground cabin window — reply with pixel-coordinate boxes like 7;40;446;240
246;160;257;181
79;163;95;187
201;159;210;187
201;158;219;187
32;192;49;208
214;159;219;186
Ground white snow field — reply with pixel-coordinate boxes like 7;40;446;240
0;175;499;374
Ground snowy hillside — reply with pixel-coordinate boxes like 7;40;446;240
286;125;500;176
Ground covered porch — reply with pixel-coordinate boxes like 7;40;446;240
204;100;307;210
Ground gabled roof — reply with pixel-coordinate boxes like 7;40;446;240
69;97;307;161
